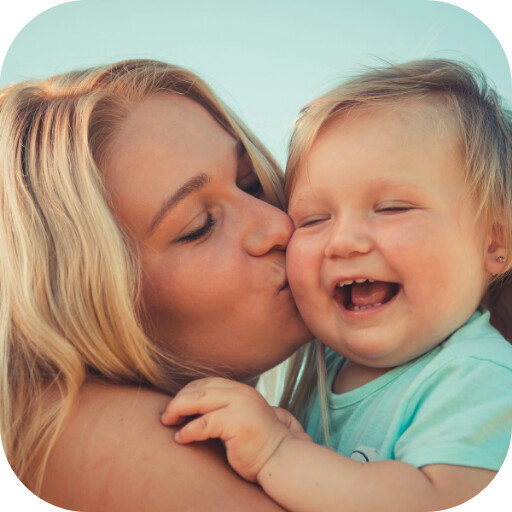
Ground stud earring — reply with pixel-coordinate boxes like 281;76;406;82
492;255;506;277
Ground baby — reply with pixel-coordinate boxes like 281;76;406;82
161;59;512;511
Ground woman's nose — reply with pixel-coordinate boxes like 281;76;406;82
324;219;373;259
243;199;294;256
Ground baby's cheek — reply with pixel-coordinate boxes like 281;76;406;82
286;236;313;299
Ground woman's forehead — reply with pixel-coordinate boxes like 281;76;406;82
106;95;236;189
111;93;235;160
102;93;238;237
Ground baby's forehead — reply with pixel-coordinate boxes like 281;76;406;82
284;96;463;204
288;102;465;190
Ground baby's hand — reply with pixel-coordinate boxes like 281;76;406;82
160;377;309;482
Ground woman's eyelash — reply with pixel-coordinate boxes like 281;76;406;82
176;213;216;243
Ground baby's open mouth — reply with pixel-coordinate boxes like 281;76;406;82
334;279;399;311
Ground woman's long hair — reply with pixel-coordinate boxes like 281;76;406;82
0;59;291;491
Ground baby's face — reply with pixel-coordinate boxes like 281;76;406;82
287;105;491;368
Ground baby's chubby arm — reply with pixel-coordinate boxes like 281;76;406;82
160;377;311;482
161;378;496;512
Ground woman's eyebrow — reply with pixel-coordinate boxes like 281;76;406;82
147;173;211;235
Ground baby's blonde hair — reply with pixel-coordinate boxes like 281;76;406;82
0;59;286;491
281;58;512;434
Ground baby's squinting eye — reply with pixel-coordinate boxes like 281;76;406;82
375;203;416;214
296;216;330;229
378;207;411;213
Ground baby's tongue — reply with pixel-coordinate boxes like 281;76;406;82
350;281;396;307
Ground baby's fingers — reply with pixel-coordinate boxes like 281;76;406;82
174;411;226;444
161;387;228;426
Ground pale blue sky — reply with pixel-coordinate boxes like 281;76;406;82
1;0;511;165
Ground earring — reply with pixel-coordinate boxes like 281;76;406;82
492;255;506;277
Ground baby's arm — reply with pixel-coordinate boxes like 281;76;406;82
161;378;495;512
161;377;309;482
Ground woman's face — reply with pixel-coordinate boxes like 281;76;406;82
104;93;311;379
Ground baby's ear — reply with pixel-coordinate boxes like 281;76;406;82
484;222;508;275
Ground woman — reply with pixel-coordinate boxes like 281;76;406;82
0;59;312;511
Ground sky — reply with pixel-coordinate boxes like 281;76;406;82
1;0;511;165
0;1;511;510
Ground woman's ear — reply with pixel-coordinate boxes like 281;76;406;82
484;222;507;275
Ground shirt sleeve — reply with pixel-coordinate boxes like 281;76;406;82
394;356;512;470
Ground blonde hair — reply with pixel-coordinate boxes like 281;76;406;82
281;58;512;435
0;59;288;491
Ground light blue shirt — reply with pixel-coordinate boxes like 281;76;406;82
305;310;512;469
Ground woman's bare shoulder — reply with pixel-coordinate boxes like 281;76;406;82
40;381;284;512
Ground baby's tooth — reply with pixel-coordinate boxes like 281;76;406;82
351;302;383;312
355;278;366;283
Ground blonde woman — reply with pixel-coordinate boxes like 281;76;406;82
0;59;312;511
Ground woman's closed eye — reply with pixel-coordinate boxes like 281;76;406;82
238;175;263;197
175;212;216;243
